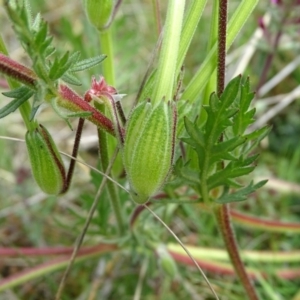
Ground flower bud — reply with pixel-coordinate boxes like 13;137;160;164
123;101;176;204
25;124;66;195
84;0;114;31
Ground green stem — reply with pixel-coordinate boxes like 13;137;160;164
176;0;207;76
181;0;259;104
153;0;185;105
99;29;115;85
98;29;125;235
96;115;125;235
0;35;36;131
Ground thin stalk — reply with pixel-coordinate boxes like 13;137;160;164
181;0;259;104
98;30;125;235
213;204;259;299
152;0;162;37
61;117;85;194
214;2;259;299
100;29;126;125
0;35;36;131
99;29;115;86
96;113;124;235
55;148;119;300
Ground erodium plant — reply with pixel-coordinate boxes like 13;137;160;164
0;0;268;299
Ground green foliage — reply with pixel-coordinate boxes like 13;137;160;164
3;0;106;118
0;86;34;118
177;76;270;203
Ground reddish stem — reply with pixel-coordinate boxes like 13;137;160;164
216;1;259;299
0;244;116;257
58;84;124;138
0;53;37;88
214;205;259;300
61;117;85;194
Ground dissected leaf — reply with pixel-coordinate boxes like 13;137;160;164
183;117;205;148
215;180;268;203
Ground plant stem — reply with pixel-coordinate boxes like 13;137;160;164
0;35;36;131
217;0;227;98
96;113;125;235
99;29;115;86
153;0;185;105
182;0;259;104
55;149;119;300
215;1;259;299
61;117;85;194
213;204;259;300
152;0;162;37
98;30;125;235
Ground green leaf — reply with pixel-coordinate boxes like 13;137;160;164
232;77;256;135
34;20;48;46
215;180;268;203
49;51;77;80
61;72;82;86
219;75;241;109
2;86;31;98
207;164;255;189
173;158;200;192
0;88;34;119
183;117;205;148
210;136;246;163
31;13;42;31
70;55;107;72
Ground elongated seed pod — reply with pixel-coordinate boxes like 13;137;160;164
123;101;176;204
25;124;66;195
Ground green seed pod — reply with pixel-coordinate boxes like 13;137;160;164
25;124;66;195
84;0;114;31
123;101;176;204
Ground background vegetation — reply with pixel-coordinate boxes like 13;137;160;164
0;0;300;299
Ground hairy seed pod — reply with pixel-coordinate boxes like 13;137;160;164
84;0;114;31
25;124;66;195
123;101;176;204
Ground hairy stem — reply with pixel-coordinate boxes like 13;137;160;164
61;117;85;194
213;204;259;299
0;36;36;131
215;1;259;299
